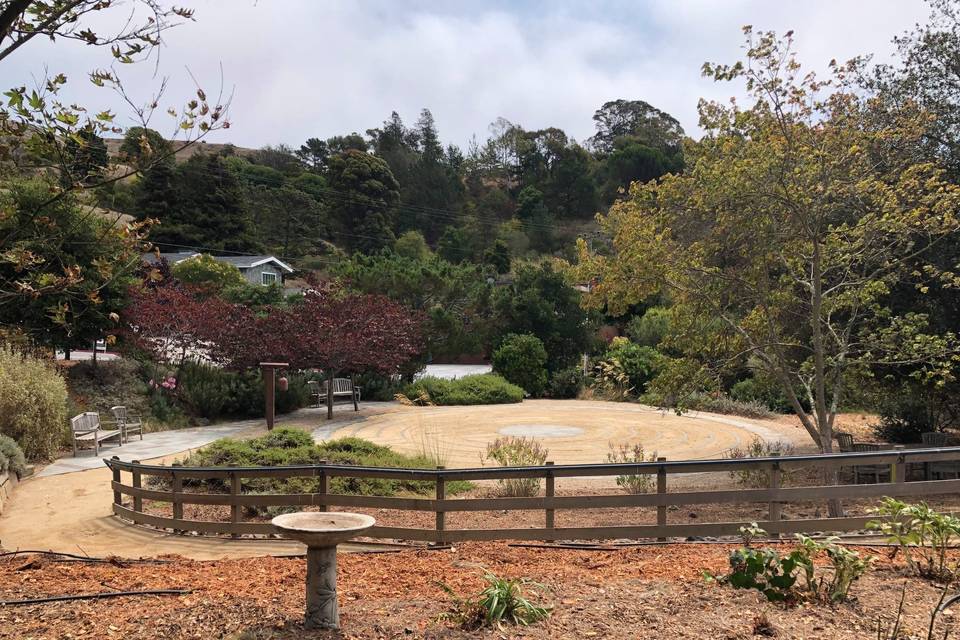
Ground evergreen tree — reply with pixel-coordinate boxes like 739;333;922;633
326;150;400;254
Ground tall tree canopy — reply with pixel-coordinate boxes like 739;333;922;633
326;149;400;254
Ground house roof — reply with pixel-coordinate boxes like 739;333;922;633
141;252;294;273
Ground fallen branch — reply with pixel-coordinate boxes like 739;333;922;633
0;589;193;606
0;550;171;564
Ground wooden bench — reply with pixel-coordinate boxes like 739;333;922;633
316;377;361;412
110;406;144;444
71;412;122;456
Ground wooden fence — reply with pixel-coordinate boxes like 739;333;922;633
104;447;960;543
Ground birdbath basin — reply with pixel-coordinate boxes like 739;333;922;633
272;512;375;629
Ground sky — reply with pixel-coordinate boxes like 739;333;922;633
2;0;933;150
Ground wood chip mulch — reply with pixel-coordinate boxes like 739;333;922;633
0;543;955;639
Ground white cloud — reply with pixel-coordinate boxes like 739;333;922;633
0;0;931;150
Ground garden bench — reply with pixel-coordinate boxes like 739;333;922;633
110;406;144;444
851;442;891;484
322;378;361;411
70;412;122;456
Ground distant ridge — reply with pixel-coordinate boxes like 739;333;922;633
103;138;257;163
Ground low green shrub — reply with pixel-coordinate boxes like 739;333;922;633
354;371;405;401
547;365;586;399
484;436;548;497
647;391;776;420
405;374;523;405
626;306;672;348
173;428;471;510
0;347;67;460
0;434;27;478
723;437;797;488
730;376;794;414
607;443;657;494
492;333;548;397
176;361;309;420
602;338;662;396
870;393;935;444
440;570;551;629
867;498;960;579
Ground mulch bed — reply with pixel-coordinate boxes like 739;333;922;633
0;543;955;639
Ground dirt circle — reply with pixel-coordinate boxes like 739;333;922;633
329;399;801;467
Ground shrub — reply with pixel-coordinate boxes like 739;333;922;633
646;391;776;420
723;437;797;488
441;570;551;629
354;371;404;402
867;498;960;579
626;307;672;348
171;253;246;292
870;394;935;444
607;443;657;493
730;376;794;414
176;361;310;420
0;434;27;478
602;338;662;395
484;436;548;497
176;360;230;419
547;365;586;399
174;428;471;507
492;333;548;397
0;347;68;459
404;375;523;406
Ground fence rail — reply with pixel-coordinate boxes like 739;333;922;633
104;447;960;543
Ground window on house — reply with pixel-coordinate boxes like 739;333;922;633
261;272;278;286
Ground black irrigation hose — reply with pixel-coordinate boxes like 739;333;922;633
0;589;192;606
0;550;171;563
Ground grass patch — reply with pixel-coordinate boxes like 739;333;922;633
404;374;523;405
172;428;471;511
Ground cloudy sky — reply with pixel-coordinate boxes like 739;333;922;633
3;0;932;150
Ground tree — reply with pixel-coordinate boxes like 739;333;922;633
483;240;511;274
493;262;594;373
296;137;330;172
63;127;108;187
576;29;960;513
588;99;685;156
120;127;173;170
515;186;553;252
326;150;400;254
170;254;246;294
1;179;144;353
394;230;432;261
493;333;548;397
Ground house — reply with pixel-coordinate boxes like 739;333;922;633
142;251;294;286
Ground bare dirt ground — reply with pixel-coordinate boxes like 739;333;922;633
0;543;953;639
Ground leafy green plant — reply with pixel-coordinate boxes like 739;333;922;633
0;434;27;478
440;570;551;629
0;346;68;459
867;498;960;579
723;437;797;488
547;365;587;399
607;443;656;493
592;358;633;400
602;338;662;395
403;374;523;405
492;333;548;397
484;436;548;497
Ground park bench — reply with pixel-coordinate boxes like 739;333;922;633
110;405;144;444
70;412;122;456
305;378;362;411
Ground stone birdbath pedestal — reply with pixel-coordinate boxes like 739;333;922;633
272;512;375;630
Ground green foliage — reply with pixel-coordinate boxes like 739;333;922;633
483;240;511;274
0;347;68;460
175;361;308;420
0;434;27;478
171;254;246;293
723;437;797;488
492;333;548;397
711;529;868;604
871;391;938;444
483;436;548;497
220;282;286;308
326;149;400;254
607;443;656;493
867;498;960;579
177;428;471;502
602;338;662;395
730;376;794;414
625;307;672;348
440;570;551;629
547;365;586;399
394;231;432;261
67;358;157;425
120;126;172;169
404;374;523;406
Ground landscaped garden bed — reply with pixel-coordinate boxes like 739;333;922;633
0;542;954;639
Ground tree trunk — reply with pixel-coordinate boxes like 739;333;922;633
820;430;844;517
326;371;334;421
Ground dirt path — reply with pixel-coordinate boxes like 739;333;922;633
0;400;810;560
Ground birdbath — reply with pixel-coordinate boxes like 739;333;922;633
272;511;376;630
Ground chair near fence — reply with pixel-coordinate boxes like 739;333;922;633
851;443;892;484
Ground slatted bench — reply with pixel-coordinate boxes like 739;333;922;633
71;412;122;456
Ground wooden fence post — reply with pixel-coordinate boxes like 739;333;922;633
545;461;555;540
657;457;667;542
171;464;183;532
435;466;446;546
230;471;241;537
893;445;906;484
131;460;142;513
318;460;329;513
768;452;782;537
111;456;121;508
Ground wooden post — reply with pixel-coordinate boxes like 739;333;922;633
351;374;359;412
230;471;241;537
656;457;667;542
131;460;142;513
171;465;183;531
893;445;906;484
435;466;446;546
768;452;782;537
545;461;555;539
326;371;335;421
111;456;121;507
318;460;329;513
260;362;289;430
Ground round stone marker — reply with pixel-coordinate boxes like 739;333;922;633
272;512;375;630
498;424;585;438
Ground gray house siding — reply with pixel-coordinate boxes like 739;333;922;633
240;263;284;286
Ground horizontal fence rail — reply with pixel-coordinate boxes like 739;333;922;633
104;446;960;543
